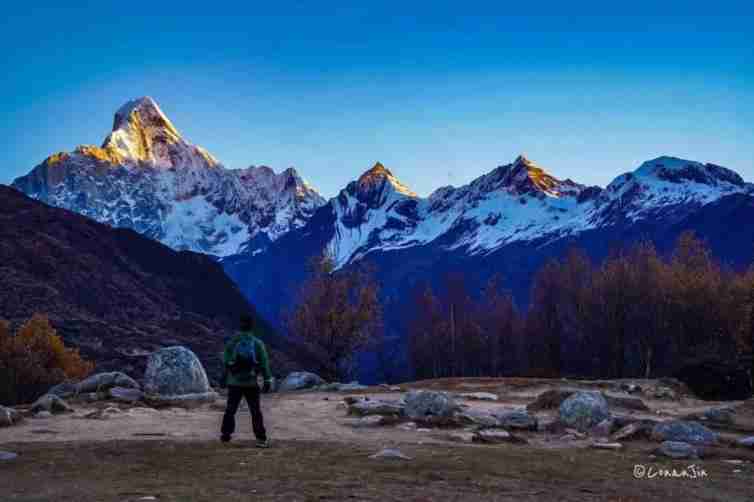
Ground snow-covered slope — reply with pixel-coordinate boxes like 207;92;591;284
12;97;325;256
591;156;749;224
324;155;751;267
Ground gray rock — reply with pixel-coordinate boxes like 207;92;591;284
337;382;369;392
736;436;754;448
81;392;107;402
278;371;325;392
0;405;22;427
611;420;654;441
474;429;527;444
76;372;140;394
108;387;145;403
459;392;499;401
33;411;53;419
495;409;538;431
314;382;342;392
143;346;216;407
564;428;587;439
702;406;735;424
48;382;79;399
657;441;699;459
0;451;18;461
455;409;500;428
404;390;459;419
559;391;610;432
369;448;412;460
591;418;614;438
348;398;405;417
31;394;73;414
351;416;388;428
651;420;718;445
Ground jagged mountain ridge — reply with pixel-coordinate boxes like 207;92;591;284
12;97;326;257
323;155;750;267
12;98;749;266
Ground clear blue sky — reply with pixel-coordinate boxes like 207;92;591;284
2;2;752;197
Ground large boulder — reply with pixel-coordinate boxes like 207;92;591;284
143;346;216;407
404;390;459;420
279;372;324;392
30;394;73;414
0;406;23;427
559;391;610;432
650;420;718;445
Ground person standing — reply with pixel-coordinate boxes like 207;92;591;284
220;314;273;447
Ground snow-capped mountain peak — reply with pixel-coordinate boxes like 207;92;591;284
634;156;745;187
353;162;417;198
323;154;751;268
487;155;583;197
97;96;219;169
12;98;325;257
595;156;750;224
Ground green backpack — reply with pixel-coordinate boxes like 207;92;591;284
229;337;259;382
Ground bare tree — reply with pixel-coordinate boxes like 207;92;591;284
287;253;382;382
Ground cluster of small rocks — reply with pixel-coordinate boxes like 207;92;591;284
1;346;219;425
340;385;754;464
277;370;390;393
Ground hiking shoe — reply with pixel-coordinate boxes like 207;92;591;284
256;439;271;448
220;434;231;443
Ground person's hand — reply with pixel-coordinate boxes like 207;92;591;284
262;380;272;394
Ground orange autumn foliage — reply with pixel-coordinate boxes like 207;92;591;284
0;314;94;405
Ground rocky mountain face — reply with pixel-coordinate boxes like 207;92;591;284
12;97;325;257
0;186;294;379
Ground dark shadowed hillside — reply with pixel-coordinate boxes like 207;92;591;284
0;185;293;379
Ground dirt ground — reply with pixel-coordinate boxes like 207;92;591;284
1;378;753;501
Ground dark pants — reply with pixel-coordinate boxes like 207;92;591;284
221;385;267;441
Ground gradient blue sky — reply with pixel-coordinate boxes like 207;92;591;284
2;2;752;197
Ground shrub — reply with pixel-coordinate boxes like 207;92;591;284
0;314;94;405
